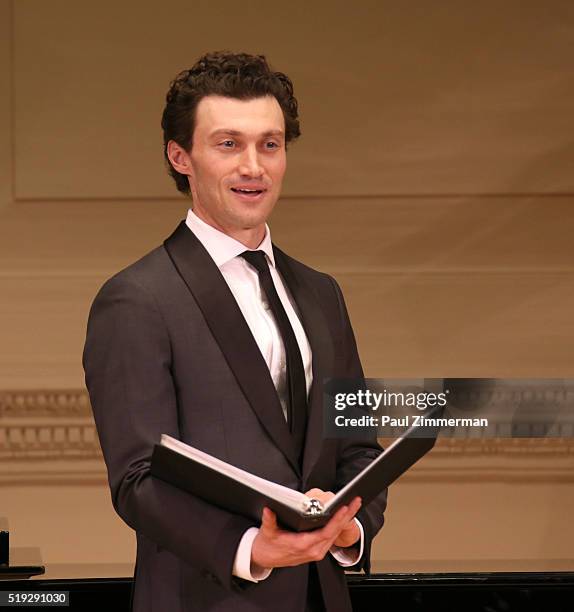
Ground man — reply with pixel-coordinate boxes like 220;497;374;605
83;51;387;612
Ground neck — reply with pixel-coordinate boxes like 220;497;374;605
192;208;265;249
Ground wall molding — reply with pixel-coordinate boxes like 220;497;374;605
1;389;573;484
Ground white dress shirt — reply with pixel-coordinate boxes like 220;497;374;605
184;209;363;582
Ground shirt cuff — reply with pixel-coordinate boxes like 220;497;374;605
232;527;273;582
329;518;364;567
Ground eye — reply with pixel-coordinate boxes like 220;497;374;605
220;140;235;149
265;141;279;150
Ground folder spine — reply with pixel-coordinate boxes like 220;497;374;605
303;498;324;517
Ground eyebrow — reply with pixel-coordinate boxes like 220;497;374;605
209;129;285;138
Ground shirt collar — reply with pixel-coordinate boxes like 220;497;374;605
185;208;276;269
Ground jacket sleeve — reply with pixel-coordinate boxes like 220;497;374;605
328;276;388;574
82;273;254;590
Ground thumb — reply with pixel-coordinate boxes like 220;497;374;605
261;507;277;532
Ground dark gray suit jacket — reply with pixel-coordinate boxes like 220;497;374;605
83;221;387;611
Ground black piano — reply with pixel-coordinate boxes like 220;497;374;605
2;553;573;611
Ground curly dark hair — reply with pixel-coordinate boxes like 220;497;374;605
161;51;301;195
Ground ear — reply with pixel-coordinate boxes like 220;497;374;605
166;140;193;177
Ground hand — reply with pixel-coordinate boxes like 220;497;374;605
250;496;361;571
305;489;361;549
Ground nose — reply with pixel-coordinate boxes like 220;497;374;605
237;145;263;178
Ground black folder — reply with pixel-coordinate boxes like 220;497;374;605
151;417;440;532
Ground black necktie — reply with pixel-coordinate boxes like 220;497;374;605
240;250;308;458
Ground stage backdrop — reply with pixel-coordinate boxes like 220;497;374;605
0;0;573;576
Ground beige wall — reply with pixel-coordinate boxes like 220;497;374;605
1;0;574;575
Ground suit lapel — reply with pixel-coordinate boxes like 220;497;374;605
273;247;335;481
163;222;301;477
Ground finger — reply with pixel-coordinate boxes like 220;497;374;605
339;500;362;534
305;488;324;497
348;496;362;516
322;498;362;537
339;496;361;516
310;493;331;505
338;498;362;529
321;504;353;538
261;507;278;531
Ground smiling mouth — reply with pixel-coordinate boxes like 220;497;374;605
230;188;266;195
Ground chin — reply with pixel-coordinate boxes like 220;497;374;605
234;209;272;228
237;217;267;231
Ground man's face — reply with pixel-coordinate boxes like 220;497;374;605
185;95;287;239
